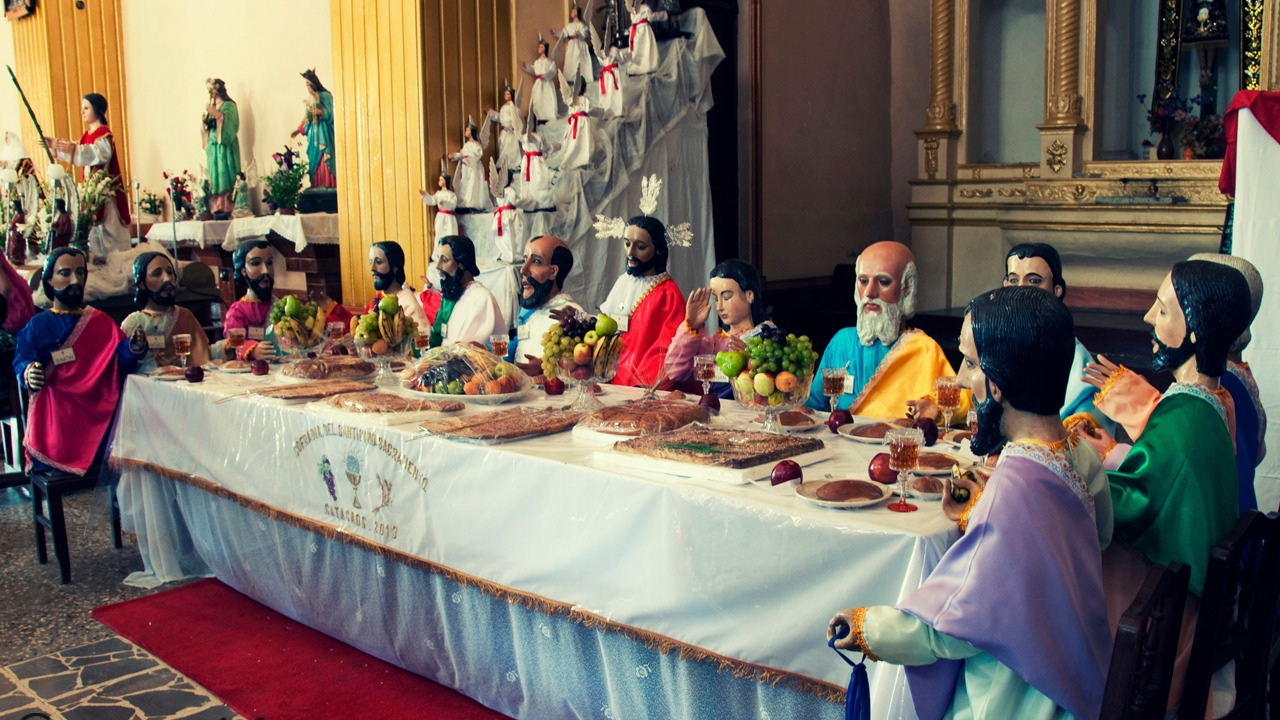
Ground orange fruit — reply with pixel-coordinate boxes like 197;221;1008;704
371;339;389;355
484;379;504;395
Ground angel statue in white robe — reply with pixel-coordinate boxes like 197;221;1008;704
551;4;596;89
626;0;668;75
524;38;560;125
420;160;459;241
447;119;491;210
487;82;524;181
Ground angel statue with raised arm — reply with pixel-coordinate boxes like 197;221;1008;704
593;174;693;387
627;0;669;75
487;81;525;182
551;4;596;89
524;36;560;126
560;77;598;170
447;118;491;211
419;159;459;241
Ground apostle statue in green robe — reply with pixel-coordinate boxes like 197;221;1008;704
202;78;240;220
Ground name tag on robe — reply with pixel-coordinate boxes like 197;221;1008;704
844;371;856;394
147;334;167;350
51;348;76;365
517;324;530;340
248;326;265;341
616;313;630;332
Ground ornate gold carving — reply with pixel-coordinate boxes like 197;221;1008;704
1025;183;1097;203
924;0;958;131
971;168;983;180
1154;0;1182;107
998;187;1028;198
1046;0;1083;125
1084;160;1219;179
923;138;940;180
1046;139;1069;174
959;188;994;199
1024;177;1228;205
1022;166;1038;179
1242;0;1263;90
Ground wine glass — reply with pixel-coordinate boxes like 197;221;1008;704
224;328;246;361
693;354;716;396
886;426;922;513
822;367;848;412
936;375;960;429
325;321;346;352
490;334;510;359
173;333;193;368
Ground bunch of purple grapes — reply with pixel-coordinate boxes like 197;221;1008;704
558;314;597;339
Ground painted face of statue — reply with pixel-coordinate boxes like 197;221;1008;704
50;252;87;309
243;245;275;301
710;276;753;332
624;225;658;277
1144;272;1195;372
854;242;913;346
957;314;1004;456
369;246;396;292
520;236;563;309
1004;256;1061;298
79;99;95;125
145;255;178;308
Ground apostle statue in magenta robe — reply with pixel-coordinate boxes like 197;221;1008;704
14;248;148;475
805;241;970;421
202;78;241;219
291;69;336;189
121;252;211;374
224;241;278;362
594;176;690;388
829;286;1113;720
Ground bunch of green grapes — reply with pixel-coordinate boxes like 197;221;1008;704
743;328;816;377
540;324;579;376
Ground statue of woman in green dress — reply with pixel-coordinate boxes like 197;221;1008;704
291;69;336;189
202;78;240;220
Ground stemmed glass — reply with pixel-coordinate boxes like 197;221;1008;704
822;367;848;412
224;328;246;361
173;333;193;368
693;354;716;396
886;426;922;513
325;321;346;353
936;375;959;430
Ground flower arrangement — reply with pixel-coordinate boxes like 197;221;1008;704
1138;91;1197;135
1180;114;1227;159
264;149;307;212
75;169;122;247
138;188;165;217
163;169;197;219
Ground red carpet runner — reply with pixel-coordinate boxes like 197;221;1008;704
93;578;512;720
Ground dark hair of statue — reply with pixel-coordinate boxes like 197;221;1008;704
132;251;173;309
372;240;407;286
709;259;766;327
42;247;87;299
1006;242;1066;299
626;215;668;273
550;245;574;290
83;93;108;124
439;235;481;277
966;285;1076;416
537;39;550;54
301;69;327;94
1169;259;1252;377
209;79;232;103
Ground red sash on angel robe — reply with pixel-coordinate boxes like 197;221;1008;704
78;126;132;226
25;309;125;475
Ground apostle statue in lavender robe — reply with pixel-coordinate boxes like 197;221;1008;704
14;248;148;475
829;286;1112;720
121;252;211;374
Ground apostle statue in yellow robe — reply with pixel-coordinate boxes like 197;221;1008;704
806;240;968;420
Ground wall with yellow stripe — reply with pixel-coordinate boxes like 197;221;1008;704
331;0;515;306
10;0;128;184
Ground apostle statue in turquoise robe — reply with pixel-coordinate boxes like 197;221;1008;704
292;69;336;189
202;78;240;220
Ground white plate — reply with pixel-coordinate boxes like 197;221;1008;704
915;451;969;476
836;422;894;444
151;373;185;382
795;479;892;509
220;366;254;374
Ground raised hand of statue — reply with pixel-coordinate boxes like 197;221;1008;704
548;306;577;325
1081;353;1122;391
25;362;44;392
685;287;711;328
905;396;939;422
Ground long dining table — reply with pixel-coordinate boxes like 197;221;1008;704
111;367;963;720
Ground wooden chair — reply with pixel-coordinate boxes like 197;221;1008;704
19;386;122;584
0;345;27;489
1100;562;1190;720
1180;511;1280;719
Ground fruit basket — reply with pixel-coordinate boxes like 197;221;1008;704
269;294;327;362
403;344;528;402
726;326;816;434
351;295;419;386
542;311;624;411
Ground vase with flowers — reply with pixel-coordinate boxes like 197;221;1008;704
76;169;122;253
1138;91;1196;160
163;170;197;221
264;146;307;215
1179;114;1227;160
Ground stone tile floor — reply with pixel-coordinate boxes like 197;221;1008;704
0;486;241;720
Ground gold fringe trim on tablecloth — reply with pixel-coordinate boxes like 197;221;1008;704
111;456;847;704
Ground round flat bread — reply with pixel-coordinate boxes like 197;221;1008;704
815;479;882;502
912;476;944;494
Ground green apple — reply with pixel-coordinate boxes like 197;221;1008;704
379;294;400;314
595;313;618;337
715;350;747;378
584;330;600;345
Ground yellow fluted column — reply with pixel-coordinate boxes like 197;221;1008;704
923;0;957;132
1044;0;1082;126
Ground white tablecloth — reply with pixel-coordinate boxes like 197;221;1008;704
144;213;339;253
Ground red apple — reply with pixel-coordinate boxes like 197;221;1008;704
251;359;270;376
771;459;802;486
698;393;720;414
573;342;593;366
825;409;853;434
544;376;566;395
868;453;896;484
184;365;205;383
571;365;594;381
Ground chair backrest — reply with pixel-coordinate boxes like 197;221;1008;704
1179;511;1280;718
1100;562;1190;720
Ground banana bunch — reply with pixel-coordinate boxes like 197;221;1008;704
351;305;419;349
592;334;624;376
